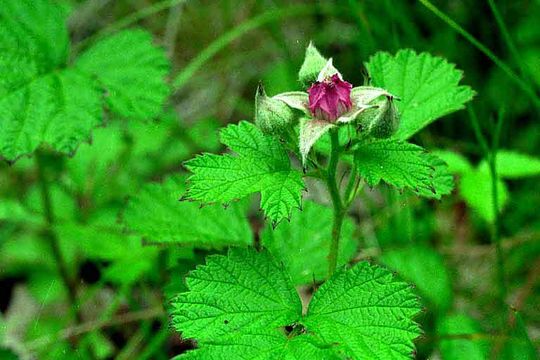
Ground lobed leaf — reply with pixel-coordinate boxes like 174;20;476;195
173;248;422;359
304;262;422;359
366;50;475;140
354;139;452;198
184;121;304;225
123;175;252;248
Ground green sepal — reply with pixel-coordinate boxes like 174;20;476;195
255;83;296;135
298;42;327;86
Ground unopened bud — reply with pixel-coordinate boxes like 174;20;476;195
357;95;399;138
255;83;295;135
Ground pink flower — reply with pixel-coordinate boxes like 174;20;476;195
307;74;353;122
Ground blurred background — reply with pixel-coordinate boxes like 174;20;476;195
0;0;539;359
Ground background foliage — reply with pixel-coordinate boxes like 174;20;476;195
0;0;539;359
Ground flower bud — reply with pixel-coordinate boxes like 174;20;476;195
357;95;399;138
307;74;352;122
254;83;295;135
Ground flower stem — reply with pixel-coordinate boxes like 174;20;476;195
326;129;345;277
36;152;82;325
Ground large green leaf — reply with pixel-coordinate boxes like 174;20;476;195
123;175;252;248
172;248;422;360
184;121;305;225
478;150;540;179
0;0;170;162
354;139;452;199
366;50;475;140
304;262;421;359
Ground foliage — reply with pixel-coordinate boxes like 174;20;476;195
0;1;538;359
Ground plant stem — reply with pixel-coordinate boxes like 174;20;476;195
418;0;540;108
326;129;345;277
35;152;82;324
467;107;507;310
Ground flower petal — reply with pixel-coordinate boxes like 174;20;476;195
299;118;334;165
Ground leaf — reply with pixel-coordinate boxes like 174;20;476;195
76;30;170;120
171;248;303;358
0;0;69;69
304;261;422;359
354;139;452;198
172;248;421;360
437;314;489;360
366;50;475;140
261;200;357;285
184;121;305;225
379;246;453;312
123;175;252;248
416;155;454;199
478;150;540;179
0;1;170;162
459;170;509;223
499;311;537;360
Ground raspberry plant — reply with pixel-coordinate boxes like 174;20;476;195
2;1;539;359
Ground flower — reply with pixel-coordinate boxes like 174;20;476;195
308;74;353;122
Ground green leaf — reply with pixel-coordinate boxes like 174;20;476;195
0;1;170;162
366;50;475;140
437;314;489;360
379;246;453;312
172;248;421;360
76;30;170;120
261;200;357;285
184;121;305;225
459;170;509;223
123;175;252;248
304;261;422;359
354;139;452;199
172;248;302;357
478;150;540;179
0;0;69;69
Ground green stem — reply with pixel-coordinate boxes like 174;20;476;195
467;107;507;309
327;129;345;277
418;0;540;108
35;152;82;325
489;110;507;306
486;0;527;78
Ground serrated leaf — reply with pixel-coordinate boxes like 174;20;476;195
172;248;421;360
459;170;508;223
172;248;301;342
184;121;304;225
437;314;489;360
261;200;357;285
416;155;454;199
304;261;422;359
0;1;170;162
380;246;453;312
478;150;540;179
123;175;252;248
366;50;475;140
354;139;450;198
0;0;69;70
76;30;170;120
